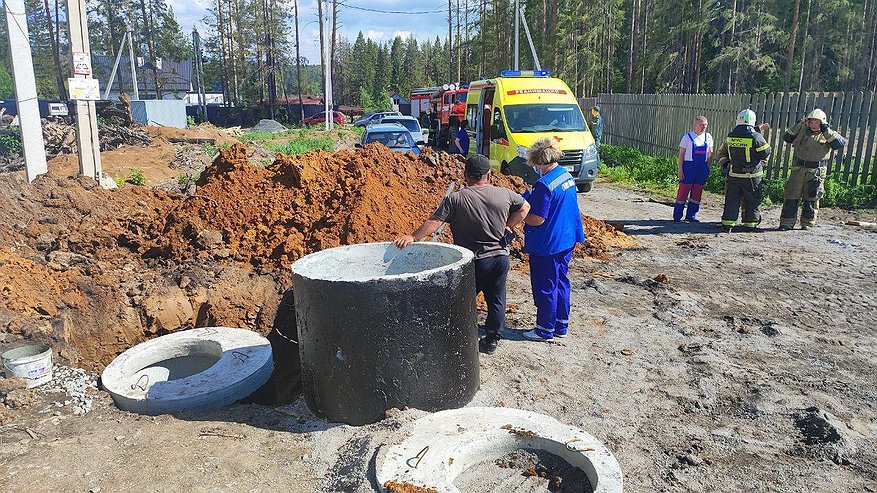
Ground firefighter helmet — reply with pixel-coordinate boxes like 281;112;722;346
736;109;757;126
806;108;827;124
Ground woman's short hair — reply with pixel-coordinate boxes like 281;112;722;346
526;137;562;166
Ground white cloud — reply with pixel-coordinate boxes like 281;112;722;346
365;30;387;42
393;31;412;40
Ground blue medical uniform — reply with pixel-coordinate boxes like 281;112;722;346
524;166;586;339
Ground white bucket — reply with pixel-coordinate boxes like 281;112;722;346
2;344;53;388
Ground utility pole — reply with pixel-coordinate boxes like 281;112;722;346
4;0;48;182
322;0;333;131
66;0;102;182
514;0;519;70
127;29;139;100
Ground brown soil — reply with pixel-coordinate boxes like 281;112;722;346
0;143;634;373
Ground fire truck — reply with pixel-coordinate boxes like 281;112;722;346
425;83;468;150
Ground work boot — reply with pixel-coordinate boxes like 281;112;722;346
801;224;813;230
522;329;553;342
778;225;792;231
479;335;499;354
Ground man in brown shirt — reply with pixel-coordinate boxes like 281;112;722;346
394;154;530;354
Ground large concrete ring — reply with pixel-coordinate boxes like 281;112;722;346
377;407;623;492
101;327;273;415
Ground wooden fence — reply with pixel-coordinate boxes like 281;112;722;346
595;92;877;184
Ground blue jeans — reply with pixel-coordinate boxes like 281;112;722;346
529;248;573;338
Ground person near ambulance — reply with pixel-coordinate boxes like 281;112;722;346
520;138;585;342
590;106;604;146
673;116;714;222
778;109;845;230
454;119;470;155
714;109;771;232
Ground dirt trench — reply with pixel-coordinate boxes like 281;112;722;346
0;144;634;392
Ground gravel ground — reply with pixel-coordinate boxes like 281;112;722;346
1;184;875;492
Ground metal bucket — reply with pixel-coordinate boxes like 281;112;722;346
2;344;53;388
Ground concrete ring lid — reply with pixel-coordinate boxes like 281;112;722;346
291;241;474;283
101;327;273;415
377;407;623;493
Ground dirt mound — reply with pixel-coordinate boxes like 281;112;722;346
580;215;639;259
129;144;520;265
131;143;634;266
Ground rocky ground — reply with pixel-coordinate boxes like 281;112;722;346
1;153;876;491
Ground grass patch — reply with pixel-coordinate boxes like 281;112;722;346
263;135;335;155
127;169;146;186
238;129;295;142
599;144;877;209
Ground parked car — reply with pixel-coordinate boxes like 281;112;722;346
379;115;426;145
353;111;401;127
356;123;420;155
303;110;348;126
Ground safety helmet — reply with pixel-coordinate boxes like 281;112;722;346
736;109;756;126
806;108;827;124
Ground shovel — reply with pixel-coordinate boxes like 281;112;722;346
431;181;457;241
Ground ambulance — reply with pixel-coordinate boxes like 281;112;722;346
464;70;599;192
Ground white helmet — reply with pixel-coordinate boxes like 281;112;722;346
806;108;827;124
736;109;756;126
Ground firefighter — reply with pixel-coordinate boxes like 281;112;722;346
778;109;845;230
716;109;771;232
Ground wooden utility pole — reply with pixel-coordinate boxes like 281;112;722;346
65;0;102;182
4;0;48;182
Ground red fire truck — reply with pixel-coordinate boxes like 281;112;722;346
425;83;468;150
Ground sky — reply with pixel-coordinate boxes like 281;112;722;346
166;0;454;63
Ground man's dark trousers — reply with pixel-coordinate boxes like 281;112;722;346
475;255;509;339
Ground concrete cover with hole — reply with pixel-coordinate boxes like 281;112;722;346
377;407;623;492
101;327;273;415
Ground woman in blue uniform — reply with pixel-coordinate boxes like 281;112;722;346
521;138;586;341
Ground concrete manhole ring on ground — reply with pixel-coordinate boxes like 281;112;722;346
101;327;273;415
377;407;623;492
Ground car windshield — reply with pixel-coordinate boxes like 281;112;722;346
504;104;587;133
456;93;467;103
383;119;420;133
365;131;413;148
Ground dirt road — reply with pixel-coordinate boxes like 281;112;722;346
2;184;876;492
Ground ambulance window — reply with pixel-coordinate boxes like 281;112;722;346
493;108;504;136
466;104;477;128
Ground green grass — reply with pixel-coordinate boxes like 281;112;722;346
598;144;877;209
263;135;335;155
201;142;218;156
126;169;146;186
238;129;295;142
0;132;21;156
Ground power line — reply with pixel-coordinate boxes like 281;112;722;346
336;1;445;14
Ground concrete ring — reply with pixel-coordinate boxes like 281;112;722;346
377;407;623;492
101;327;273;415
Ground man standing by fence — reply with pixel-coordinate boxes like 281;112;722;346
673;116;714;222
590;106;604;146
716;110;771;232
779;109;846;230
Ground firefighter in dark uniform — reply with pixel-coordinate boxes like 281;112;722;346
778;109;845;230
715;109;771;232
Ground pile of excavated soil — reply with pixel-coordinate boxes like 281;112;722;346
130;143;635;266
0;144;634;371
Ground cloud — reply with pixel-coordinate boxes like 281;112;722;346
393;31;412;40
365;30;387;42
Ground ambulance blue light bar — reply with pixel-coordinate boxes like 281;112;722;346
500;70;551;77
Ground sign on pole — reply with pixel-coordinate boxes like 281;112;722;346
68;78;100;100
72;52;92;76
